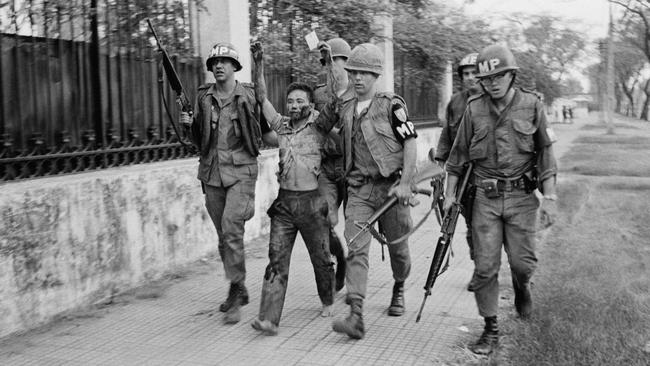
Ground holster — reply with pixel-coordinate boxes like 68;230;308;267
460;180;476;225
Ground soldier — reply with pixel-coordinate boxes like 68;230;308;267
248;43;337;336
180;42;262;324
443;44;558;355
315;43;418;340
435;52;480;260
313;38;353;292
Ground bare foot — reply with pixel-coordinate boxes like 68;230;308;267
321;305;333;317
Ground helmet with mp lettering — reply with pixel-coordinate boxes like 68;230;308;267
457;52;478;77
344;43;383;75
206;42;242;72
475;44;518;78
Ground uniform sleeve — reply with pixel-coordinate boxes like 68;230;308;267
445;107;473;177
434;101;454;162
390;98;417;144
533;99;558;182
313;98;340;135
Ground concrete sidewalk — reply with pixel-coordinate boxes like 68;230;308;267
0;115;587;366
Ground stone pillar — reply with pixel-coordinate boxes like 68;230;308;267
438;61;453;121
192;0;252;83
371;1;394;93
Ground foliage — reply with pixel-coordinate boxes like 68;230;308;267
249;0;386;84
0;0;205;55
611;0;650;119
493;14;587;103
392;2;491;91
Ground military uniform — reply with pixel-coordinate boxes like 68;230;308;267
317;91;417;303
446;88;557;319
188;81;260;292
313;73;351;291
436;89;476;259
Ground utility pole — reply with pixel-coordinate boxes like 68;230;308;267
604;1;615;134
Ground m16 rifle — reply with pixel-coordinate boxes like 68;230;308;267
146;19;196;152
348;163;445;260
416;162;474;322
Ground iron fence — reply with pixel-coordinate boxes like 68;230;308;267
0;0;201;182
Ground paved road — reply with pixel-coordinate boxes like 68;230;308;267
0;114;589;366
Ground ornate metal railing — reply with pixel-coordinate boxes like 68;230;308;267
0;127;195;182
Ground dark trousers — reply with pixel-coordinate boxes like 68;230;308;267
258;189;335;326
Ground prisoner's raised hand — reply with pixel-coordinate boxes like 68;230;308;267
251;42;264;64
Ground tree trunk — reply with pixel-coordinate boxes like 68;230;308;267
641;80;650;121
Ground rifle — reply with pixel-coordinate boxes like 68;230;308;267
146;19;196;152
416;162;474;322
348;163;445;260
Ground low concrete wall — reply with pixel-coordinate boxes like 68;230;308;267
0;127;440;338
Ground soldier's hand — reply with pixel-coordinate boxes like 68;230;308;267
251;42;263;64
179;111;192;126
442;194;454;212
318;41;332;64
540;198;558;228
389;183;414;206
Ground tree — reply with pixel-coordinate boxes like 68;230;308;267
494;14;587;104
611;0;650;119
613;41;645;116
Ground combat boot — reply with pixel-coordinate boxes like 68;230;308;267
220;282;249;313
514;283;533;319
388;281;405;316
469;316;499;355
332;299;365;339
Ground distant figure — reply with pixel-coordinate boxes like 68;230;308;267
568;107;574;123
562;105;568;123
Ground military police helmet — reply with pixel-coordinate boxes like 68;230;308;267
206;42;242;72
475;44;519;78
457;52;478;76
344;43;383;76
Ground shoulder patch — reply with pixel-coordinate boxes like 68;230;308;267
240;82;255;89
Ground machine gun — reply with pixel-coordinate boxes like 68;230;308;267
348;163;445;260
416;162;474;322
146;19;196;152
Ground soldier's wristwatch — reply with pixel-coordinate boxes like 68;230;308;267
543;194;558;201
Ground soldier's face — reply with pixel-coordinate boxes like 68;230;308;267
210;58;236;82
349;70;378;98
286;89;311;121
479;71;513;99
461;66;479;92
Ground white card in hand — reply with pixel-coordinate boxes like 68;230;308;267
305;31;319;50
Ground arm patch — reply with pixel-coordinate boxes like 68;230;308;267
391;100;417;143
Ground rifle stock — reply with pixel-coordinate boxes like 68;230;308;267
416;163;473;322
348;163;444;247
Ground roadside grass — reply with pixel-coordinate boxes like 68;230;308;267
579;122;640;130
560;134;650;177
499;124;650;366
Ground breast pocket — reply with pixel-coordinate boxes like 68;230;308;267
469;125;489;160
374;121;402;153
512;118;537;153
